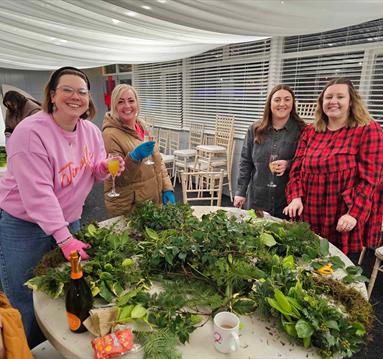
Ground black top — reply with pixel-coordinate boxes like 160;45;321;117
235;117;302;218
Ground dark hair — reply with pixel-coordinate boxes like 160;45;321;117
3;91;28;116
42;66;96;119
314;77;372;132
253;84;305;143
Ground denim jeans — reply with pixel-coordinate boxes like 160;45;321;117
0;209;80;348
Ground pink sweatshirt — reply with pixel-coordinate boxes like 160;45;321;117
0;111;108;242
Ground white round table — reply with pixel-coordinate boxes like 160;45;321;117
33;206;367;359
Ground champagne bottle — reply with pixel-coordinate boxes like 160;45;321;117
65;250;93;333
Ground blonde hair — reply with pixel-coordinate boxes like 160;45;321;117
110;84;140;120
314;78;372;132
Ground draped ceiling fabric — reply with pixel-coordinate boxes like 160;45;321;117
0;0;383;70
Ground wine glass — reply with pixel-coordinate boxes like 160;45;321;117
107;153;120;197
143;130;155;165
267;153;278;188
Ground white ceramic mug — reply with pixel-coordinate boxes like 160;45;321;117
213;311;240;353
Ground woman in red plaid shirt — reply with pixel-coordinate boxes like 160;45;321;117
284;78;383;255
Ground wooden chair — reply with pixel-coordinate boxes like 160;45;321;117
181;170;224;207
296;102;316;122
173;124;205;185
161;130;180;178
157;128;169;154
193;114;235;201
366;246;383;299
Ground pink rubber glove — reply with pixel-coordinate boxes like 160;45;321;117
100;156;126;176
59;237;91;261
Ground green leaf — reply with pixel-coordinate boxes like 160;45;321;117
117;286;142;307
247;209;257;218
329;256;345;269
87;223;98;236
232;298;257;314
346;266;362;275
319;238;329;256
352;322;366;336
117;304;134;322
295;319;314;338
99;272;113;281
99;281;114;303
145;227;160;241
283;321;298;337
326;320;339;331
260;232;276;247
282;255;294;268
122;258;134;267
267;297;292;318
274;289;292;314
131;304;147;319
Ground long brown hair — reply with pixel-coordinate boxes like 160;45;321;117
42;66;96;120
314;78;372;132
253;84;304;143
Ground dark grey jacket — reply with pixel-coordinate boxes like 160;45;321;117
235;118;302;217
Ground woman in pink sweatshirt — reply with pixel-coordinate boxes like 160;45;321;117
0;67;123;348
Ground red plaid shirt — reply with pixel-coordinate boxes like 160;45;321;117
286;121;383;254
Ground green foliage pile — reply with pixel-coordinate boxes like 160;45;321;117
28;201;372;358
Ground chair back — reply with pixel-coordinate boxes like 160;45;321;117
296;102;316;121
214;114;235;148
158;129;169;153
142;114;155;132
181;170;224;207
168;130;180;154
189;124;205;149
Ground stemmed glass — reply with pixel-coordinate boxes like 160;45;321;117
267;153;278;188
143;130;155;165
107;153;120;197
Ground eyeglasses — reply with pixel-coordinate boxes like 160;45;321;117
56;86;89;97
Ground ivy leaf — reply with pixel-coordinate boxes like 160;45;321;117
346;266;362;275
329;256;345;269
260;232;276;247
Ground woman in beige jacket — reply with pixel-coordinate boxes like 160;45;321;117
102;84;174;217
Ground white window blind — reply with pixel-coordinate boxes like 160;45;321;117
184;40;271;137
133;60;182;129
282;52;364;103
283;20;383;125
368;54;383;122
284;19;383;53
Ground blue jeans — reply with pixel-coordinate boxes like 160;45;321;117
0;209;80;348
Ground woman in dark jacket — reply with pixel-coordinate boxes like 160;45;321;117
234;84;305;218
3;91;41;141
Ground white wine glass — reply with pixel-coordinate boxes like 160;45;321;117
267;153;278;188
143;130;155;165
107;153;120;197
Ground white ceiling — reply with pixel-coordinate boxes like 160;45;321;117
1;0;383;70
